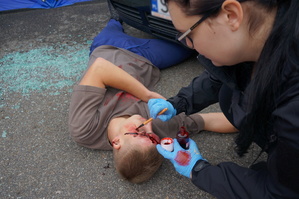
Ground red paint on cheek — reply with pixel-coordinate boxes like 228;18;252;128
175;151;191;166
123;123;137;132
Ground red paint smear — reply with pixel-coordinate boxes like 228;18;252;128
123;123;137;133
104;92;138;106
116;92;139;102
175;151;191;166
103;96;112;106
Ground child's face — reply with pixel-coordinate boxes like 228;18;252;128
120;115;160;147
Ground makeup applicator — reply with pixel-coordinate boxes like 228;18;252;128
135;108;168;131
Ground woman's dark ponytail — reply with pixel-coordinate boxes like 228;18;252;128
235;0;299;156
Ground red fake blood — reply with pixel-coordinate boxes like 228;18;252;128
175;151;191;166
176;126;189;149
123;123;138;133
116;93;139;102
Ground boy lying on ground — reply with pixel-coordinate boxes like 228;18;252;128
68;19;236;183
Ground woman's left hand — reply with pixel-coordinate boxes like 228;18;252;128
156;138;205;178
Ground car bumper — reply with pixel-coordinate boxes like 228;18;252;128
108;0;178;43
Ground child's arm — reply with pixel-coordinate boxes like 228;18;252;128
79;57;165;102
199;112;238;133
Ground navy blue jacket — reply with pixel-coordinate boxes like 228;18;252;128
168;55;299;199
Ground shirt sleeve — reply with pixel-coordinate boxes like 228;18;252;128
68;85;110;149
167;70;222;115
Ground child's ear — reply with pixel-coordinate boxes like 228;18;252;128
112;137;121;150
221;0;243;31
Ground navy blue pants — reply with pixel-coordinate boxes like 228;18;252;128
90;19;194;69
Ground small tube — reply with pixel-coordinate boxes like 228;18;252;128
176;126;189;149
160;137;174;152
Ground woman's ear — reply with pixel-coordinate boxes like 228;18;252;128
112;137;121;150
221;0;243;31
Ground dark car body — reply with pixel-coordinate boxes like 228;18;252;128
107;0;178;43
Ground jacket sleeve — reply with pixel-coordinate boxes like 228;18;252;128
191;160;298;199
269;99;299;194
190;99;299;199
168;70;223;115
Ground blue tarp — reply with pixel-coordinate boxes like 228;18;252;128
0;0;91;12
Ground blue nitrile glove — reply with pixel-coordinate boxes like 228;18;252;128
148;98;176;121
156;138;204;178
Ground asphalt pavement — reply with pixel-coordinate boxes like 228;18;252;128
0;1;266;198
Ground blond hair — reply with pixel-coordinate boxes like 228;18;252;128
113;144;163;183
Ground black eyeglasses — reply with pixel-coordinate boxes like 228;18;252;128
176;14;210;49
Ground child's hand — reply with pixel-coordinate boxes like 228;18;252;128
148;91;166;100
